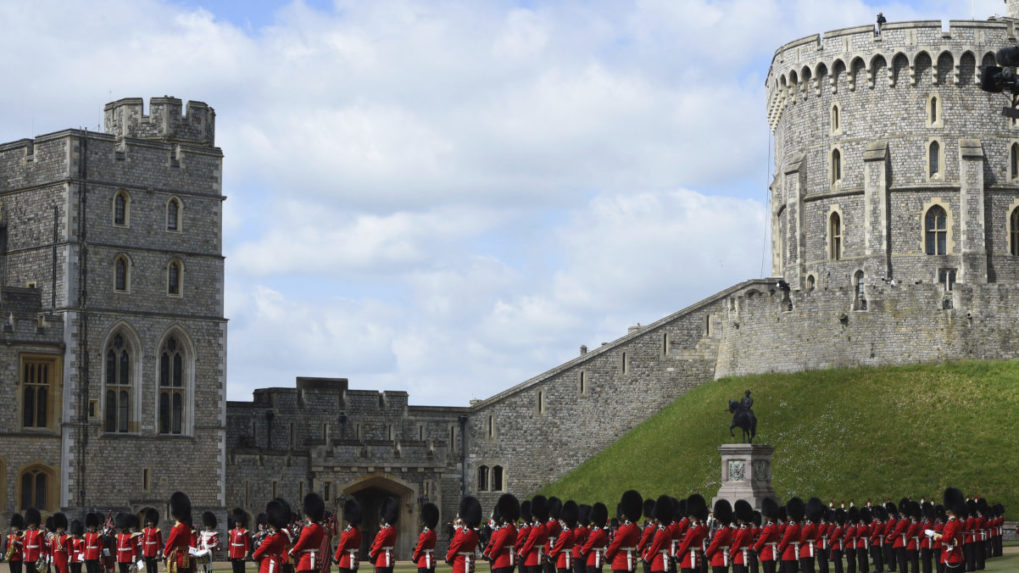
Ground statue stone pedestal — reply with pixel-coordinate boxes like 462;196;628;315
712;444;778;511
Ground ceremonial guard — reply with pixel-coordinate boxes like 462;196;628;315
369;497;399;573
114;515;135;573
6;513;25;573
638;501;657;573
164;492;194;573
138;510;161;573
254;500;291;573
581;503;609;573
551;501;578;573
855;508;872;573
447;497;483;573
752;499;781;573
642;496;671;573
520;496;549;573
933;489;965;572
69;520;84;573
881;504;896;573
546;499;564;573
868;507;885;573
488;495;519;573
705;500;733;573
413;503;440;573
886;502;907;573
728;501;754;573
516;502;532;573
904;503;921;573
23;509;44;573
800;499;822;573
777;499;802;573
674;494;707;573
573;506;591;573
291;494;326;573
669;499;687;573
604;491;642;573
82;515;102;573
191;512;220;573
816;507;832;573
50;514;70;573
844;507;858;573
227;510;250;573
333;499;362;573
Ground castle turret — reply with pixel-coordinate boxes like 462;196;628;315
104;96;215;145
1007;0;1019;20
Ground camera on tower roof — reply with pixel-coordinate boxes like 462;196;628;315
980;48;1019;117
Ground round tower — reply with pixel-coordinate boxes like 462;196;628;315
766;14;1019;297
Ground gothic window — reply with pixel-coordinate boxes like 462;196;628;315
19;466;54;511
806;275;816;292
831;104;840;133
926;94;943;127
158;335;186;435
928;141;941;177
537;390;546;415
925;205;948;255
166;197;182;231
105;333;132;433
22;358;52;429
930;96;937;124
854;270;867;311
939;268;957;292
491;466;504;491
167;260;183;296
1011;208;1019;256
114;255;130;293
477;465;489;491
831;149;842;184
829;212;842;261
113;190;130;226
487;415;494;438
1012;144;1019;180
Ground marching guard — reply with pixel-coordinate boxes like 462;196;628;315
550;501;578;573
254;500;290;573
7;513;25;573
333;500;362;573
515;502;532;573
163;492;194;573
605;490;642;573
581;503;609;573
368;497;399;573
50;514;70;573
227;509;250;573
752;499;780;573
413;503;440;573
705;500;734;573
487;495;519;573
729;501;754;573
573;506;591;573
447;497;482;573
141;510;162;573
520;496;549;573
290;494;325;573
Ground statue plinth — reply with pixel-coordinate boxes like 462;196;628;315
712;443;778;511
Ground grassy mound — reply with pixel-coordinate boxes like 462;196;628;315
540;360;1019;518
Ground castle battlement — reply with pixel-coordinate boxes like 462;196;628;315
104;96;215;145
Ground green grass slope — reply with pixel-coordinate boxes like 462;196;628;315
541;360;1019;518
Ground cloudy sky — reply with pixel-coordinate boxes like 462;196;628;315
0;0;1007;405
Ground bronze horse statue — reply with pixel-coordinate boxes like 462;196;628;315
728;400;757;443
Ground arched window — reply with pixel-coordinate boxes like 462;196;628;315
1010;208;1019;256
831;104;840;133
925;205;948;255
19;466;55;511
159;335;186;435
806;275;816;292
537;390;545;415
22;356;58;430
113;191;130;226
166;198;182;231
105;333;132;433
929;141;941;177
167;260;183;296
492;465;504;491
114;255;130;293
829;212;842;261
854;270;867;311
477;465;489;491
831;149;842;184
930;96;938;124
927;94;943;127
1011;144;1019;180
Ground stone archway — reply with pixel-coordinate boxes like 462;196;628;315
341;473;418;561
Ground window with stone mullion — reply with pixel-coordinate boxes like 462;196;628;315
159;337;185;435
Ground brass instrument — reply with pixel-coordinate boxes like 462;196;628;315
5;533;22;561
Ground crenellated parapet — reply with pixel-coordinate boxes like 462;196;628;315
104;96;215;145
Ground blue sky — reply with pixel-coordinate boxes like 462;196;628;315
0;0;1008;405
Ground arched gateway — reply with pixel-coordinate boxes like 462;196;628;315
341;473;419;559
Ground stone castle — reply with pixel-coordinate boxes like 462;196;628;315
5;5;1019;559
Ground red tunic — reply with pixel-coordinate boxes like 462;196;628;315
637;524;655;557
5;532;23;562
582;527;608;568
887;518;907;548
333;526;362;570
116;533;136;564
72;537;85;563
228;529;250;560
546;519;562;562
446;527;479;573
643;526;671;572
869;521;884;549
51;534;71;573
799;522;817;558
704;525;732;568
905;521;922;551
23;529;44;563
752;522;780;562
141;528;162;559
368;524;396;569
604;521;640;572
83;532;103;561
290;523;324;572
253;531;287;573
413;527;437;569
485;524;515;570
728;525;753;566
939;518;963;566
520;522;548;567
777;522;800;562
550;526;574;570
674;522;706;570
163;523;193;569
514;523;530;559
571;527;588;565
855;523;871;551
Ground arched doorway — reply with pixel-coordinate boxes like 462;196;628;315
341;473;418;560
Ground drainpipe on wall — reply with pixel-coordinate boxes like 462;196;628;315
458;415;467;497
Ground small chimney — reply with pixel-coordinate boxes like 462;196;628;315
579;345;588;355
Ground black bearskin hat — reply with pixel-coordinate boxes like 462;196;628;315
146;508;160;526
785;497;805;522
562;500;579;528
873;505;887;521
230;508;246;528
643;498;657;520
45;517;54;532
273;498;293;523
653;495;673;524
170;491;192;524
936;505;947;521
806;498;824;523
53;512;68;531
548;497;563;520
885;501;898;517
922;502;935;520
131;514;142;530
847;506;859;524
713;500;733;526
202;511;217;529
266;500;289;529
10;513;24;529
115;513;130;530
459;496;482;529
85;513;99;529
304;493;325;522
673;498;686;523
777;507;787;522
343;499;362;526
379;496;400;525
859;507;872;523
256;513;267;528
943;488;966;518
25;508;41;527
761;497;779;520
578;504;592;526
520;500;533;523
687;494;708;521
909;501;922;520
421;502;440;529
620;490;643;522
734;500;754;524
71;519;84;536
834;508;847;525
497;494;520;524
531;495;549;522
752;511;762;527
591;502;608;527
